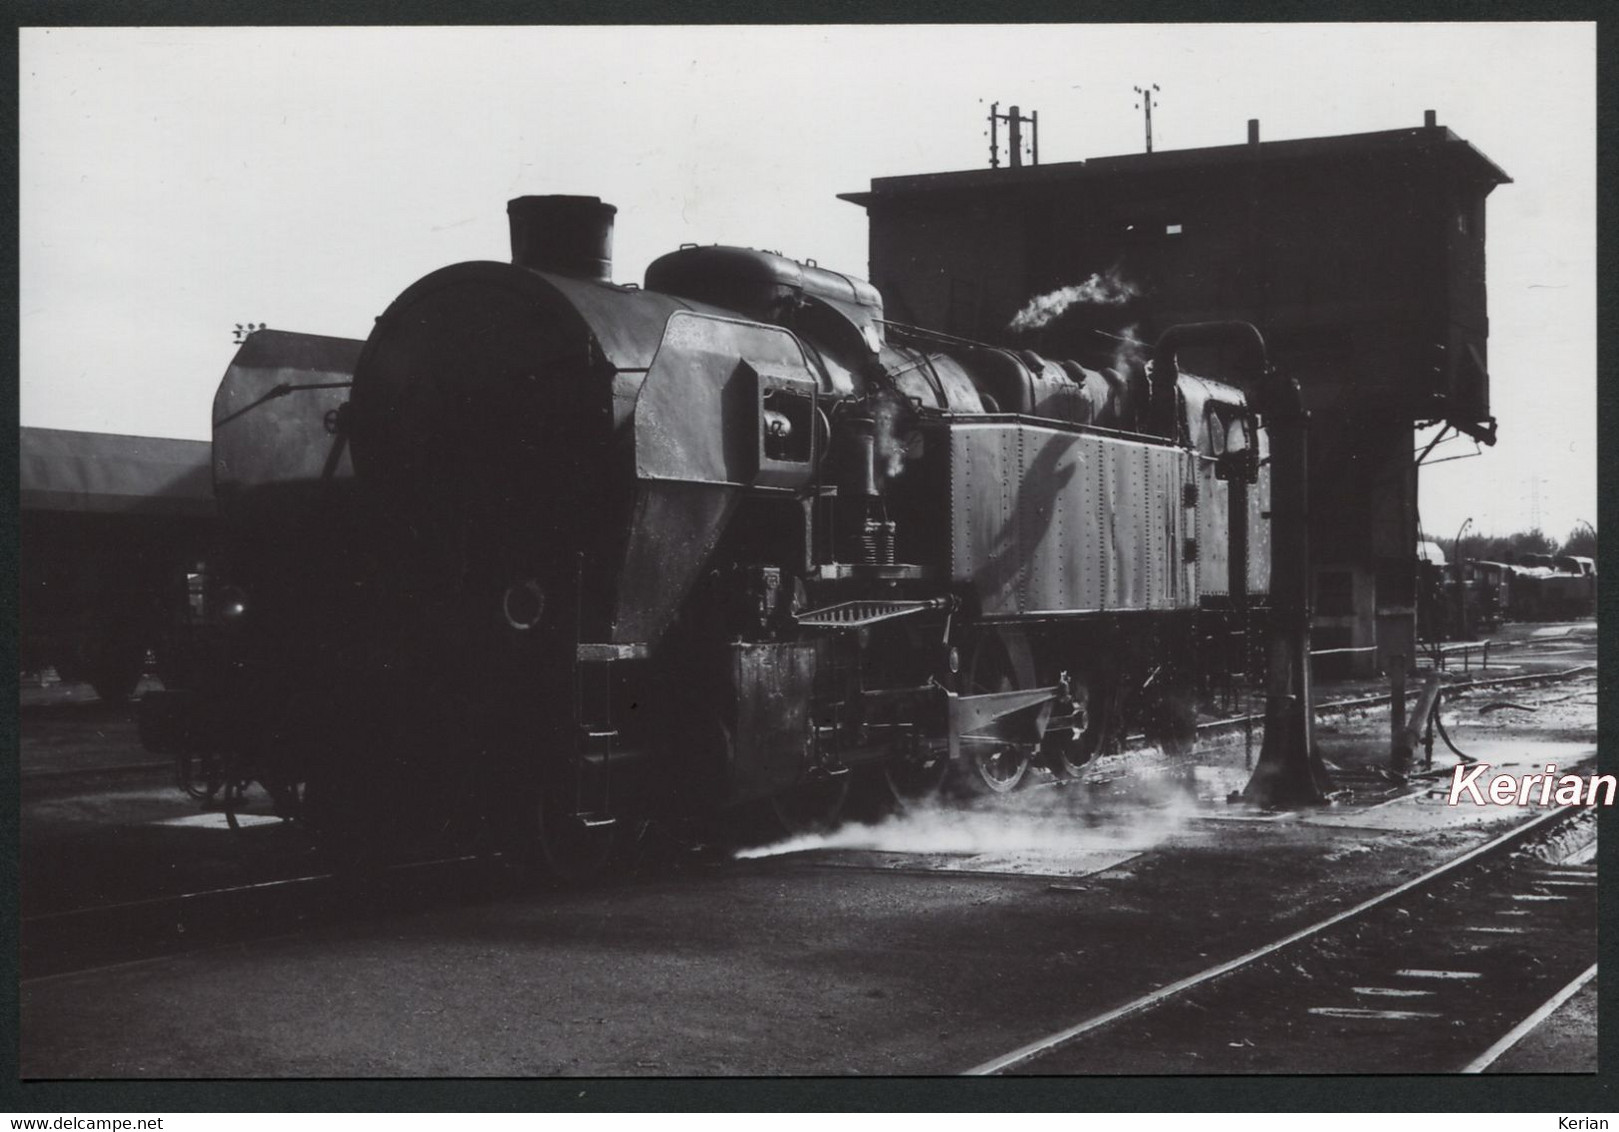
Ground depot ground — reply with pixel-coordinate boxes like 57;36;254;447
16;621;1598;1077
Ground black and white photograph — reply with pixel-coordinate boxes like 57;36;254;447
14;18;1601;1092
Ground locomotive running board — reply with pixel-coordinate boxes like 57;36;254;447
794;597;949;629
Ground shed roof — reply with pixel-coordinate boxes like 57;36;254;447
20;426;214;517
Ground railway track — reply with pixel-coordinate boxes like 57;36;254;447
967;803;1596;1074
1195;662;1594;739
18;851;513;982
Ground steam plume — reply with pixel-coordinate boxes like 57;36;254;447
871;393;916;480
1008;271;1140;333
1110;323;1147;375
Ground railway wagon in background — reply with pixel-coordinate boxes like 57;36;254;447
1510;555;1596;621
1416;542;1506;643
153;195;1276;876
19;427;215;701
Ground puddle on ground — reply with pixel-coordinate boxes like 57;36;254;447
150;812;286;830
808;846;1141;878
1301;741;1598;832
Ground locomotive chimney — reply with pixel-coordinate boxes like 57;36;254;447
507;195;616;282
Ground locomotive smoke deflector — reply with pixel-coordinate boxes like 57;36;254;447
507;195;616;281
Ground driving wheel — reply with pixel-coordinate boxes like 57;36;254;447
954;633;1034;795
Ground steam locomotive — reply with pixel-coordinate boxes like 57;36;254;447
1416;548;1596;643
150;195;1273;875
1508;555;1597;621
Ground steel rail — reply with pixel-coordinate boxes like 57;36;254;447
1461;962;1598;1073
19;851;496;983
21;869;336;926
21;759;172;782
1195;663;1593;736
964;802;1586;1075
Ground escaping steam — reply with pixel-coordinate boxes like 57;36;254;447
871;392;918;480
1110;323;1148;375
736;768;1215;865
1008;271;1141;333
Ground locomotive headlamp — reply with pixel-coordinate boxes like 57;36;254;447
502;578;547;632
763;408;793;439
215;585;249;625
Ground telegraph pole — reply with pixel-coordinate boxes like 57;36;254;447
988;103;1039;168
1134;84;1161;153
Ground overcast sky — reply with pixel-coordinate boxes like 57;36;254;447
18;22;1595;542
